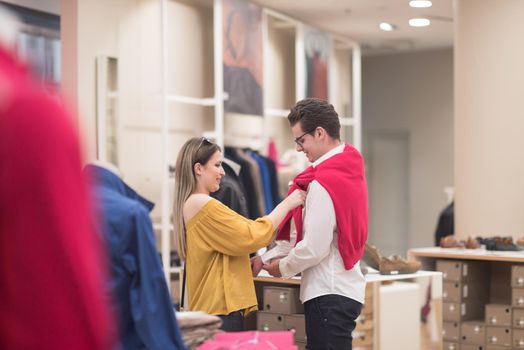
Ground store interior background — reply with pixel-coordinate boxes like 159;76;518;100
0;0;454;258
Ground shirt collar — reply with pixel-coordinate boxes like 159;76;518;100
312;143;345;168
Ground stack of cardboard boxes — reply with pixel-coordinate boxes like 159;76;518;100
256;285;307;350
353;283;374;350
510;266;524;349
440;260;524;350
256;283;374;349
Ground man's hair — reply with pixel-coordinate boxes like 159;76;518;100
287;98;341;140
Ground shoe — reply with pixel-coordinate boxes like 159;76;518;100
465;236;480;249
440;235;465;248
379;256;422;275
363;244;381;270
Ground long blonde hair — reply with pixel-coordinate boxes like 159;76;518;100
172;137;220;261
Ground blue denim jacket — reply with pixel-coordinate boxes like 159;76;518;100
85;165;186;350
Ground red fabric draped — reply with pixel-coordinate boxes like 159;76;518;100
0;45;116;349
276;145;368;270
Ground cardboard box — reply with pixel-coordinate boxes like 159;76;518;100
284;314;306;343
353;346;372;350
486;326;512;347
490;263;512;304
437;260;487;282
460;320;485;345
352;329;372;347
361;297;373;314
355;315;373;331
443;280;489;303
257;311;286;332
443;301;484;322
263;286;304;314
461;345;484;350
512;265;524;288
485;346;511;350
513;308;524;328
513;329;524;349
513;288;524;307
443;341;459;350
485;304;512;327
443;321;460;342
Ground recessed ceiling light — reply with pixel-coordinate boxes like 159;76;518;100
379;22;396;32
409;18;431;27
409;0;432;8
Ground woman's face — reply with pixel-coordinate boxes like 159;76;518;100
196;150;225;193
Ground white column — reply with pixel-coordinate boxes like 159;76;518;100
455;0;524;238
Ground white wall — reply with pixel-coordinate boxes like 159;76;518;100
362;48;453;250
455;0;524;238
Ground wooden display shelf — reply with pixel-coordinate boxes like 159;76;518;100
409;247;524;263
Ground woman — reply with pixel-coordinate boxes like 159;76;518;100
172;137;305;331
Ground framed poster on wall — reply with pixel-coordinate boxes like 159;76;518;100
222;0;264;116
303;26;329;100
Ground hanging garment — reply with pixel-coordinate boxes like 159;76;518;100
84;165;186;350
276;144;368;270
249;151;273;214
267;139;282;170
263;156;281;207
0;45;116;349
434;201;454;246
211;161;249;217
236;149;266;216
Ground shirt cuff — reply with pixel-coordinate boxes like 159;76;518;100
279;257;297;279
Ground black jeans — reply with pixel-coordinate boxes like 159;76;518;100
219;310;244;332
304;295;362;350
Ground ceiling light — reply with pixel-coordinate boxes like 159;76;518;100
379;22;396;32
409;0;432;8
409;18;431;27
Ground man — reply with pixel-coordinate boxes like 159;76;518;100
262;98;368;350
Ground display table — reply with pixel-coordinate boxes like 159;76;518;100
254;269;442;350
408;246;524;264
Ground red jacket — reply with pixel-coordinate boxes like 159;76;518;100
0;45;116;349
277;145;368;270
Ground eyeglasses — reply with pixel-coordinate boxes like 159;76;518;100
293;129;316;147
197;136;212;149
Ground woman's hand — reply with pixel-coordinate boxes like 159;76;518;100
250;256;263;277
284;189;306;211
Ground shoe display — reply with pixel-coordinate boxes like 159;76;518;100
464;236;480;249
379;255;422;275
439;235;465;248
363;243;422;275
363;243;381;270
477;236;522;251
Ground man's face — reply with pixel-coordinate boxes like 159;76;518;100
291;123;321;163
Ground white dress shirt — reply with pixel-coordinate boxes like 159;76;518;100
265;144;366;304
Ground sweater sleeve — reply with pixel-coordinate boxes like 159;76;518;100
194;200;276;256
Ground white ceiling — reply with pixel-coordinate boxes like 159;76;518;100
253;0;454;55
2;0;454;55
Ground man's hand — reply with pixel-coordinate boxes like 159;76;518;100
250;256;263;277
263;259;282;277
